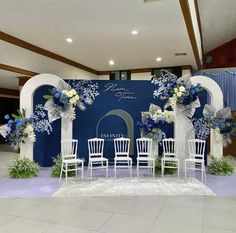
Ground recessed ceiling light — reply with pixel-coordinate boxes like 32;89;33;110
65;38;73;43
109;60;115;66
131;30;138;35
156;57;162;62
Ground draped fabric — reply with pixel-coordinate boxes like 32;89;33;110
194;68;236;110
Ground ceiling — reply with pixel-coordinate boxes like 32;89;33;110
0;0;197;72
199;0;236;52
0;70;19;89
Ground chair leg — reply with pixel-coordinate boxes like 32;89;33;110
90;162;93;179
177;161;180;178
81;162;84;180
130;161;132;177
201;162;204;182
114;161;117;178
75;163;78;176
137;161;139;177
153;161;155;178
65;163;68;182
106;161;108;178
161;160;164;178
204;166;207;182
60;162;63;179
184;161;187;179
87;161;90;177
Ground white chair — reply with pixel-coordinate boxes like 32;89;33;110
114;137;132;177
136;138;155;177
185;139;206;182
60;139;84;182
87;138;108;178
161;138;179;178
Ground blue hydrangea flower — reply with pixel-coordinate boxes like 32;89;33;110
195;88;199;93
191;89;195;95
4;115;10;120
52;87;57;92
55;92;60;98
197;83;201;87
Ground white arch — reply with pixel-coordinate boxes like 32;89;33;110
191;75;224;158
20;74;73;160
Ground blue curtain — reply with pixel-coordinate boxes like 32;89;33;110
194;68;236;110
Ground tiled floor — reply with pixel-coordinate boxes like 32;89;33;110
0;197;236;233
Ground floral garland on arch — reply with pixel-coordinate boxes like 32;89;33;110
139;104;174;143
203;104;236;146
43;80;94;122
152;70;203;118
0;109;35;147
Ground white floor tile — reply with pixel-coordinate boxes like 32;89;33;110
116;197;164;220
205;198;236;213
0;218;52;233
203;226;236;233
0;199;42;216
159;205;203;226
46;197;88;207
165;197;204;209
0;215;15;227
44;224;96;233
149;219;202;233
59;207;112;231
81;197;125;213
204;208;236;232
98;213;154;233
22;202;75;223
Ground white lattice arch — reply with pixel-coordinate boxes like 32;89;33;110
20;74;73;160
191;75;224;158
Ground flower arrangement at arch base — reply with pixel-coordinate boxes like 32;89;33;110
139;104;174;143
43;81;93;122
0;109;35;148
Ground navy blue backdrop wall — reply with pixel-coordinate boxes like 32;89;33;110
33;80;207;167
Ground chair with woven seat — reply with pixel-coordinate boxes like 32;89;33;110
114;137;132;177
185;139;206;182
161;138;179;178
87;138;108;178
136;138;155;177
60;139;84;182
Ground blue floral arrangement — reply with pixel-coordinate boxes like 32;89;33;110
1;109;35;146
203;104;236;145
152;70;203;115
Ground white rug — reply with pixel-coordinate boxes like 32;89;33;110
53;177;215;197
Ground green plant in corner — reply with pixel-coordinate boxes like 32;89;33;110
51;154;76;178
208;156;235;175
8;157;39;178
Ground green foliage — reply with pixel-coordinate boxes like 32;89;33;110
155;157;177;175
8;157;39;178
208;156;235;175
43;95;53;100
51;154;76;178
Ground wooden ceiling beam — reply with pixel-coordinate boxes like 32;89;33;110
0;31;99;75
0;63;38;76
179;0;201;70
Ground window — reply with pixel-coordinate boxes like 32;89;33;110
151;66;182;79
109;71;131;80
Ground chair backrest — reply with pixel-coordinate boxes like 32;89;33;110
188;139;206;160
61;139;78;160
162;138;177;158
114;137;130;158
88;138;104;158
136;138;152;158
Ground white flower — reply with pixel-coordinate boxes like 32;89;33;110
23;124;36;142
179;86;185;92
74;95;80;101
176;92;182;97
67;91;74;98
69;97;77;105
62;90;68;95
174;88;178;93
71;89;77;95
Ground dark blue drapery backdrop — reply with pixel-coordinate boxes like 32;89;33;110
33;80;207;167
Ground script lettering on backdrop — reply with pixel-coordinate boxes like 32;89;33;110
103;83;137;101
